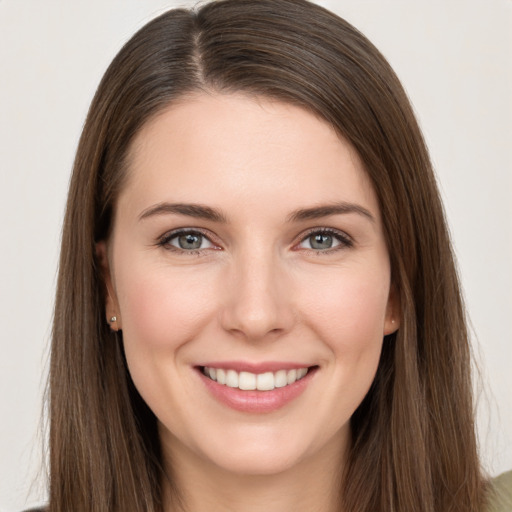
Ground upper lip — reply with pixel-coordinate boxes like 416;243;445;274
197;361;315;373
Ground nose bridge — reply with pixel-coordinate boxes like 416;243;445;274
221;244;293;340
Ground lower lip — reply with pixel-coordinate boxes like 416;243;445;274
197;367;317;413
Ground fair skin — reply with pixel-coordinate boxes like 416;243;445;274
98;93;399;512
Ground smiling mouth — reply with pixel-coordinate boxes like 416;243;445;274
200;366;314;391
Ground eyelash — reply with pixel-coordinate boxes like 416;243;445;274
157;228;218;255
156;227;353;255
297;227;354;253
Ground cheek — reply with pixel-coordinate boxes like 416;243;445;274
113;262;221;421
302;267;390;342
299;264;390;392
115;262;218;352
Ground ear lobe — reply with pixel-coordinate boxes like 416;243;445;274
95;241;122;330
383;284;400;335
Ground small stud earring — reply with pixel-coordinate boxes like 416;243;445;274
110;316;117;323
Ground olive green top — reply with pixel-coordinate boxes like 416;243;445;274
486;470;512;512
22;471;512;511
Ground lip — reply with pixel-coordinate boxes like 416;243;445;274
196;362;318;413
197;360;311;373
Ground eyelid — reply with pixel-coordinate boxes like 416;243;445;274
294;227;353;251
157;227;221;252
155;226;353;254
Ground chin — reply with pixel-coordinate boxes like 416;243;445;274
205;445;305;477
190;422;340;478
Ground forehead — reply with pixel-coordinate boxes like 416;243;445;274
120;92;379;220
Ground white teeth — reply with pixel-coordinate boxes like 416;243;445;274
287;369;297;384
216;368;226;385
297;367;308;379
239;371;256;390
274;369;288;388
257;372;275;391
225;369;239;388
202;366;311;391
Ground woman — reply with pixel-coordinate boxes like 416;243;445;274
38;0;510;510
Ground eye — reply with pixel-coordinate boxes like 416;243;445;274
297;229;352;252
159;230;216;252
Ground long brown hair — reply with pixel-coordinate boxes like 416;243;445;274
49;0;484;510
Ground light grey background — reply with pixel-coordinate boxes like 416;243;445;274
1;1;511;510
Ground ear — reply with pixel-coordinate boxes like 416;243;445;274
96;241;122;331
383;283;400;335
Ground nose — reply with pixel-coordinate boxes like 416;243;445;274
219;248;295;342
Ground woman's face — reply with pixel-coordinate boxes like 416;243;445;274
100;93;398;476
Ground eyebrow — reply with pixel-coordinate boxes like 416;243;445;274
286;202;375;223
138;202;227;223
138;201;374;224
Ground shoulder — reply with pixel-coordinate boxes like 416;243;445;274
16;474;512;512
485;471;512;512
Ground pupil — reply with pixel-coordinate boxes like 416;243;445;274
179;233;202;249
311;234;332;250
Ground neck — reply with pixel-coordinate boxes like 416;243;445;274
162;435;346;512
